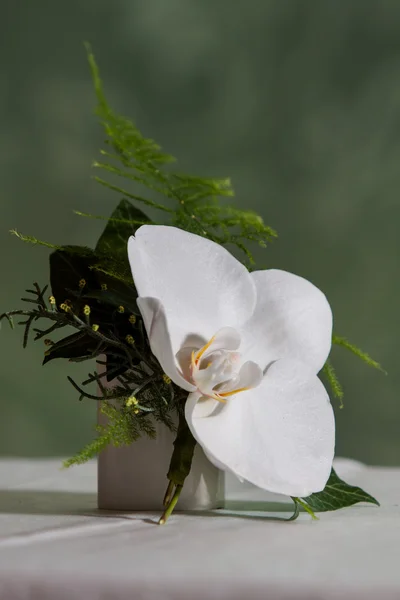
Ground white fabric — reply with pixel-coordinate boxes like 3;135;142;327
0;458;399;600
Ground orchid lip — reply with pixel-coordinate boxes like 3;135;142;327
182;327;262;402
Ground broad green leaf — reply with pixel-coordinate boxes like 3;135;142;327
48;244;142;374
49;244;137;315
95;199;151;271
294;468;379;514
49;246;99;309
43;331;97;365
81;288;139;316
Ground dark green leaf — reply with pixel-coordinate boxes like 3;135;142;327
95;199;151;272
43;331;98;364
50;242;138;315
48;244;141;373
295;468;379;513
81;288;139;316
49;246;99;309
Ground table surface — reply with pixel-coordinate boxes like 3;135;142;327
0;457;398;600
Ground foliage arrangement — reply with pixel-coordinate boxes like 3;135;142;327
0;47;382;523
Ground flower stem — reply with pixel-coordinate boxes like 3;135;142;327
163;480;175;507
158;484;183;525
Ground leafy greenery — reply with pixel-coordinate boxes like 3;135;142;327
333;335;386;373
293;468;380;516
83;43;277;266
94;198;151;272
63;400;157;468
2;48;385;520
10;229;87;252
43;331;97;364
323;334;386;409
322;359;344;408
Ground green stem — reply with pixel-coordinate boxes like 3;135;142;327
163;480;175;508
293;497;319;520
158;485;183;525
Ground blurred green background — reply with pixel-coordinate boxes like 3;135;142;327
0;1;398;465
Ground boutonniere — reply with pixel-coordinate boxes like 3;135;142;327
1;46;383;524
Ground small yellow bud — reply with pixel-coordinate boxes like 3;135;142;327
129;314;136;325
125;335;135;346
59;303;70;312
78;279;86;289
133;408;140;415
117;305;125;314
126;396;139;407
48;296;56;305
92;324;99;332
83;305;91;316
101;283;108;291
163;374;171;385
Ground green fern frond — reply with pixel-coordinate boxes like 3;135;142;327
10;230;95;258
74;210;151;227
62;430;113;467
333;335;386;374
85;44;277;265
322;359;344;408
63;400;157;468
94;177;174;214
10;230;62;250
89;263;133;285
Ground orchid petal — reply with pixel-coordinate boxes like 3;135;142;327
185;358;335;497
218;361;263;396
189;393;220;418
240;269;332;373
199;327;241;359
175;346;197;381
137;297;196;392
128;226;256;356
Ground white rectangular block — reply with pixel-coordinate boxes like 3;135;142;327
97;407;224;511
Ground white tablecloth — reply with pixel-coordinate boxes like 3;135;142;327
0;458;398;600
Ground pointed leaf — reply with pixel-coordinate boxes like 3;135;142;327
81;285;139;316
95;199;151;271
49;246;99;309
297;468;379;513
43;331;97;364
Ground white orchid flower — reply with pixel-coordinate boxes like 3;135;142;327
128;225;335;497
